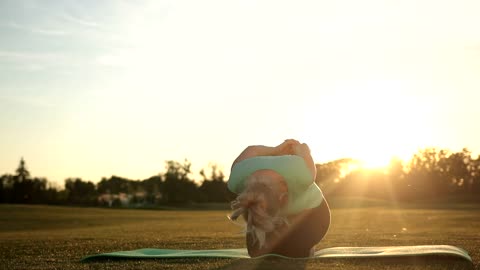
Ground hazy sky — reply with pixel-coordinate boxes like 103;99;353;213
1;0;479;185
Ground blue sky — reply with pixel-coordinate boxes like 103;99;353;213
1;0;480;185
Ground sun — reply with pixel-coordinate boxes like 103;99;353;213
357;152;393;169
299;80;433;168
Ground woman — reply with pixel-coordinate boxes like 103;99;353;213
227;139;330;258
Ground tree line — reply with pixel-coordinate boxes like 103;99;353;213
317;148;480;202
0;159;235;206
1;147;479;207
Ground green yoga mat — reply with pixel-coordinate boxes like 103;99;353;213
82;245;471;261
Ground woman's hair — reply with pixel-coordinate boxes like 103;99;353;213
228;172;288;249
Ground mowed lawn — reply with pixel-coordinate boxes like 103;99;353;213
0;203;478;270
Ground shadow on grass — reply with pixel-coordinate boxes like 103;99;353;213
211;257;307;270
82;257;308;270
82;255;473;270
212;256;473;270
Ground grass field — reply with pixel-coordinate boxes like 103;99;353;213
1;203;479;270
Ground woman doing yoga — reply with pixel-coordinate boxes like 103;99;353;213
227;139;331;258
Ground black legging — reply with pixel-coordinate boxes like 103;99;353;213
247;199;331;258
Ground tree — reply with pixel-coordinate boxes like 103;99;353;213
15;157;30;182
448;148;475;195
404;148;446;199
198;164;232;203
471;155;480;199
315;158;359;197
0;174;14;203
386;157;407;200
65;178;97;205
0;175;3;203
97;176;131;194
161;160;198;203
141;175;163;205
12;158;36;203
404;148;480;200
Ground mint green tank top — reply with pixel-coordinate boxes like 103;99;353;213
227;155;324;215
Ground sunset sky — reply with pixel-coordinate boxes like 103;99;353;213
1;0;479;185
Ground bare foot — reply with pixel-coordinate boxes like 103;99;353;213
275;139;300;155
293;143;311;157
